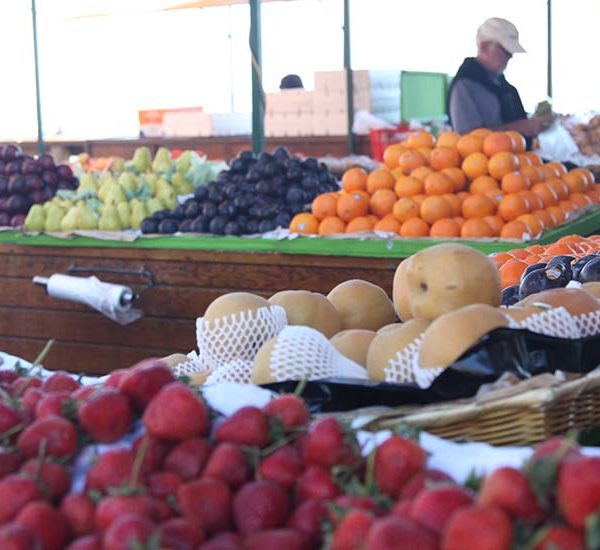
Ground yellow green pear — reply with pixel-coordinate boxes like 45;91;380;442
60;206;79;232
157;186;177;210
98;176;118;202
130;201;149;230
132;147;152;172
172;172;193;195
99;172;115;186
77;204;98;230
152;147;172;174
110;157;125;173
78;173;98;194
45;204;65;232
175;150;192;173
117;202;131;228
99;204;123;231
24;205;45;232
145;197;163;215
118;172;138;196
104;185;127;205
144;173;158;195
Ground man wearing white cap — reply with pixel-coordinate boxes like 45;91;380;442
448;17;552;140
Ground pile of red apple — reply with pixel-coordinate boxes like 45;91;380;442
0;360;599;549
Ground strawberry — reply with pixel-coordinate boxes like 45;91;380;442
34;391;71;419
296;465;340;502
442;505;514;550
20;459;70;501
532;525;585;550
95;494;160;531
71;386;96;403
13;377;42;394
301;417;348;468
104;368;128;388
199;531;244;550
365;516;437;550
215;406;270;448
264;394;310;430
16;415;77;458
0;448;23;480
259;445;303;490
399;468;454;500
132;435;173;474
0;370;19;384
391;499;413;520
331;509;374;550
330;495;382;522
143;383;209;440
60;493;96;537
558;455;600;528
0;522;39;550
0;402;23;435
15;501;69;550
245;528;309;550
78;388;132;443
148;471;183;500
156;518;205;549
479;466;544;523
0;475;42;523
203;442;250;488
21;388;44;417
65;534;102;550
164;437;212;481
178;477;233;535
286;498;328;545
530;437;581;463
233;480;291;535
102;513;155;550
118;359;174;410
411;486;474;534
85;448;135;492
41;372;80;393
374;436;426;498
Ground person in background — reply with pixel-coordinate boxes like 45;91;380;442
448;17;553;140
279;74;304;90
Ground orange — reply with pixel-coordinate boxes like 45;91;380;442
429;146;461;170
442;167;467;192
318;216;347;235
383;143;407;169
562;171;588;194
374;215;401;234
424;172;455;195
546;205;566;226
521;165;544;184
366;168;395;194
525;244;545;254
400;218;430;237
531;209;555;229
518;190;544;211
501;172;530;193
559;200;576;215
485;189;504;205
456;134;484;158
570;192;593;208
420;195;453;224
516;214;544;239
337;190;370;222
436;131;460;148
342;167;368;192
510;248;531;260
587;186;600;203
460;218;494;239
346;216;375;233
410;166;434;182
394;176;424;198
546;178;570;201
506;131;526;153
517;153;532;167
461;194;497;219
545;161;568;177
572;168;595;186
498;194;530;222
417;148;433;163
442;193;462;216
540;164;560;181
498;257;528;287
489;252;512;268
525;152;543;166
523;254;542;265
406;130;435;149
367;214;380;224
398;150;427;174
289;213;319;235
483;215;505;236
456;191;471;206
470;176;499;194
488;151;519;180
430;218;461;238
311;192;339;220
483;132;514;156
453;216;465;228
369;188;398;218
470;128;493;139
392;198;420;222
531;183;558;208
412;194;426;206
462;152;489;180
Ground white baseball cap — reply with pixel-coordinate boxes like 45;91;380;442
477;17;526;54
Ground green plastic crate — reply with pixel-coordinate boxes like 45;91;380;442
400;70;449;123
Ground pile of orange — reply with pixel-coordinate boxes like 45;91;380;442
490;234;600;288
289;128;599;238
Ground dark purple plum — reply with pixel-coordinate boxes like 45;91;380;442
580;257;600;283
0;212;9;226
194;186;208;202
224;221;242;236
0;160;5;175
519;265;570;299
258;219;276;233
0;176;8;197
7;195;30;215
208;215;227;235
28;190;45;204
521;262;547;281
10;214;25;227
38;154;55;171
546;255;574;281
55;164;73;181
42;187;54;201
5;160;22;176
140;218;159;234
572;255;599;282
190;215;209;233
57;181;72;190
41;170;58;187
184;201;200;219
178;219;192;233
0;198;8;212
21;159;41;175
501;285;520;306
25;175;43;192
1;144;23;161
157;219;179;235
8;175;27;195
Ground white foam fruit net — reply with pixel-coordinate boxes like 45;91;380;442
262;326;368;382
205;359;254;385
196;305;287;371
516;306;581;339
384;336;422;384
171;350;210;378
574;310;600;338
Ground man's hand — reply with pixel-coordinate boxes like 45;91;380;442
500;115;554;137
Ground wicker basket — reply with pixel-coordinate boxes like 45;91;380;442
353;368;600;446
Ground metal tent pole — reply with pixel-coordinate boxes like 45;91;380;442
343;0;354;155
31;0;45;155
249;0;264;154
547;0;553;99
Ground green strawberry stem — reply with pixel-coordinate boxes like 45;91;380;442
0;422;26;441
293;379;307;397
129;435;149;489
32;339;55;367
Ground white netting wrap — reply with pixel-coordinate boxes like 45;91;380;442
261;326;368;382
516;306;580;339
574;310;600;338
383;335;423;384
171;350;209;378
205;359;254;385
196;305;287;370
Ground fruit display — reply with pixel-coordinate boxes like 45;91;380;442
139;147;339;236
291;129;599;238
564;113;600;158
0;145;76;228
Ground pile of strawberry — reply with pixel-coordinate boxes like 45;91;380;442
1;359;600;549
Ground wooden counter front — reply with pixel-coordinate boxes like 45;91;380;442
0;244;397;375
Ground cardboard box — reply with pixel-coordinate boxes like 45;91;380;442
138;107;209;137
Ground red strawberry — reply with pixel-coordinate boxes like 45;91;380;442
233;480;291;535
0;402;23;434
132;435;173;474
0;370;19;384
34;391;71;419
20;459;70;501
215;406;270;448
0;475;41;523
366;516;437;550
13;377;42;394
246;528;309;550
399;468;454;500
16;415;77;458
558;455;600;528
178;477;233;535
143;383;209;440
95;494;159;531
71;386;96;403
151;497;173;522
65;534;102;550
442;505;514;550
149;471;183;500
264;395;310;430
532;525;585;550
85;448;135;492
301;417;348;468
0;522;39;550
199;531;244;550
102;513;155;550
104;368;128;388
286;498;327;545
411;486;474;534
15;501;69;550
331;509;374;550
78;388;132;443
156;518;205;549
164;438;212;481
391;499;413;520
118;359;174;410
41;371;80;393
202;443;249;489
259;445;303;490
60;493;96;537
21;388;44;417
531;437;581;463
479;467;544;523
330;495;382;522
296;465;340;502
374;436;426;498
0;448;23;480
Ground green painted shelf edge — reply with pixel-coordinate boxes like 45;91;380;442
1;209;599;259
